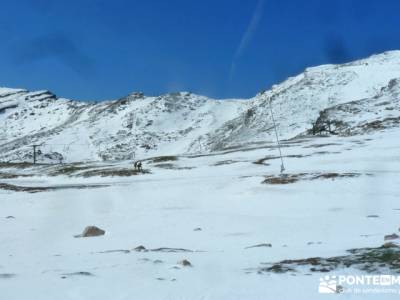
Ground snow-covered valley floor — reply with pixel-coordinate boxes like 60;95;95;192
1;129;400;299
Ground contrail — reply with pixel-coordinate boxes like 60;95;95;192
229;0;265;80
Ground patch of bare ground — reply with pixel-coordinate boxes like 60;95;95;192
0;172;32;179
79;168;150;177
148;156;178;163
303;143;341;149
50;164;99;176
153;163;193;170
0;162;44;169
213;160;239;166
262;172;363;185
253;243;400;275
0;182;109;193
253;154;308;165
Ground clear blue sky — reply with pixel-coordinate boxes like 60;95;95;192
1;0;399;101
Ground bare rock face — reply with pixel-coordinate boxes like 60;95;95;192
75;226;105;238
177;259;192;267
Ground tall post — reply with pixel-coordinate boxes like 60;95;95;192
268;98;285;174
32;145;39;164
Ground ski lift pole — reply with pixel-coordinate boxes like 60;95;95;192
268;98;285;173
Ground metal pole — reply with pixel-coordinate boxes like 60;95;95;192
268;98;285;173
33;145;38;164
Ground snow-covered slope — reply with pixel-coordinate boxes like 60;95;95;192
204;51;400;150
1;51;400;163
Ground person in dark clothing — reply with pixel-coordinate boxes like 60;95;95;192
137;161;142;172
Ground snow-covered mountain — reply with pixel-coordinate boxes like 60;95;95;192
1;50;400;163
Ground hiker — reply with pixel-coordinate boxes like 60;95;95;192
137;161;142;172
133;161;138;171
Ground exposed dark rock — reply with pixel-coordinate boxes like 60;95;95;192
253;244;400;274
133;245;148;252
75;226;105;238
178;259;192;267
62;271;94;277
151;247;193;253
245;243;272;249
262;172;362;185
153;259;163;264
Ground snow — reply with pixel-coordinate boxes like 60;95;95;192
1;50;400;299
1;126;400;299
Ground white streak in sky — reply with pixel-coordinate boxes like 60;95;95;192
230;0;265;80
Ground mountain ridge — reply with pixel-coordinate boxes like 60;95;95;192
1;50;400;163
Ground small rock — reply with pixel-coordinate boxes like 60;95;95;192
177;259;192;267
62;271;94;277
75;226;105;238
367;215;379;218
5;216;15;219
153;259;163;264
193;227;202;231
245;243;272;249
336;285;344;293
138;258;151;262
384;233;399;241
133;245;148;252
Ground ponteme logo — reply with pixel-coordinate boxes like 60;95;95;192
318;275;400;294
319;275;338;294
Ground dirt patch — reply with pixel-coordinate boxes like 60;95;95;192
254;154;309;165
253;156;277;165
0;172;32;179
153;163;193;170
61;271;94;277
132;245;199;253
263;175;300;184
149;156;178;163
79;168;149;177
262;172;363;185
0;182;109;193
303;143;341;149
0;162;41;169
214;160;239;166
253;243;400;275
50;164;97;176
245;243;272;249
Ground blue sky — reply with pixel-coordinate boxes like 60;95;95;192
1;0;399;101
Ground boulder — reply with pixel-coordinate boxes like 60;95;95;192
75;226;105;238
177;259;192;267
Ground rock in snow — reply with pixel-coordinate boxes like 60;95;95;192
75;226;105;238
